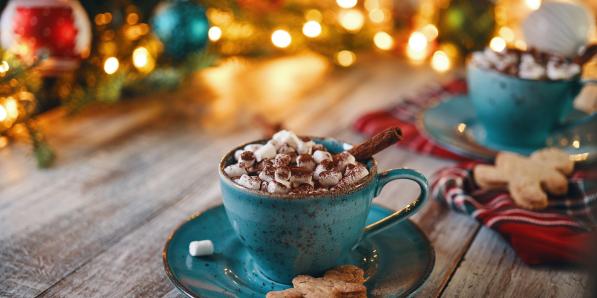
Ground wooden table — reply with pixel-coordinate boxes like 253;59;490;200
0;54;589;297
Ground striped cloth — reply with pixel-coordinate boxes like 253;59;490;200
354;79;597;265
353;79;470;160
432;163;596;265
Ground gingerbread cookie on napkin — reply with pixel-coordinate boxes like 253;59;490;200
266;265;367;298
473;148;574;210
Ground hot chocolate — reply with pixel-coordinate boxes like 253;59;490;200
224;130;370;195
471;47;581;80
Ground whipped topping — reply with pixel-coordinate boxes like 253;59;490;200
471;47;580;80
225;130;370;195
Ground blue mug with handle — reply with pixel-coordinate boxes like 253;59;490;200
467;64;596;147
219;137;428;284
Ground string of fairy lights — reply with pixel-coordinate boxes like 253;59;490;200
0;0;553;154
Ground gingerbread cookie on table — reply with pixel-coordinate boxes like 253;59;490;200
266;265;367;298
473;148;574;210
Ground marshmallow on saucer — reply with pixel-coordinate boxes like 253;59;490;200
189;240;214;257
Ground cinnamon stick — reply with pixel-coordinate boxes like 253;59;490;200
348;127;402;161
574;44;597;65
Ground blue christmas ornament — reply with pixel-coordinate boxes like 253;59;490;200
151;0;209;60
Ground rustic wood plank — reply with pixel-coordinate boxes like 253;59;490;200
441;227;589;297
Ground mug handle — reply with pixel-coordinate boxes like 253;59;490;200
363;168;428;236
558;79;597;130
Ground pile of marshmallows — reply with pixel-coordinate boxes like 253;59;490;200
224;130;369;194
471;47;581;80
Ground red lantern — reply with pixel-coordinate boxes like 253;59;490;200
0;0;91;74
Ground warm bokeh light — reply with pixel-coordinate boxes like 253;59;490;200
305;9;323;21
421;24;439;41
514;40;528;50
103;57;119;74
132;47;155;73
524;0;541;10
4;97;18;119
271;29;292;48
368;9;385;23
133;47;149;68
208;26;222;41
336;50;356;67
336;0;358;9
0;105;7;122
0;61;9;74
489;36;506;52
373;32;394;50
431;50;451;72
498;27;515;43
339;9;365;32
0;136;7;148
126;12;139;25
302;21;322;38
406;31;428;61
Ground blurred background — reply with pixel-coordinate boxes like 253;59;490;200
0;0;595;167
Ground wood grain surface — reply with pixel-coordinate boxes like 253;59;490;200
0;55;588;298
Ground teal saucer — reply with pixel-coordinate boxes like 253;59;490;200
420;95;597;164
163;204;434;298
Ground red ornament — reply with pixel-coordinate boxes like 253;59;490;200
236;0;284;13
0;0;91;74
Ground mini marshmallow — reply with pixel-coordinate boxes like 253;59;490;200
278;144;297;155
313;150;333;163
471;51;492;69
238;151;256;168
290;183;314;194
189;240;214;257
334;152;356;172
296;154;316;171
519;54;546;80
254;142;277;162
273;153;292;167
341;164;369;185
234;150;244;162
297;140;315;155
259;166;275;182
274;167;291;188
290;168;313;187
313;160;335;179
235;174;262;190
224;164;247;178
318;170;342;187
244;144;263;152
267;181;289;194
272;130;301;149
547;60;580;80
312;144;325;152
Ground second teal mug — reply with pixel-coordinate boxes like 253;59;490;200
219;137;429;283
467;64;595;147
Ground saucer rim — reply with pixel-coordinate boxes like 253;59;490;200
416;94;495;161
162;204;435;298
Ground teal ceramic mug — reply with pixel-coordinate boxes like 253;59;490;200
219;137;428;284
467;64;596;147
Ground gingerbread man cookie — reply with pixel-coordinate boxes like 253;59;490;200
266;265;367;298
473;148;574;210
